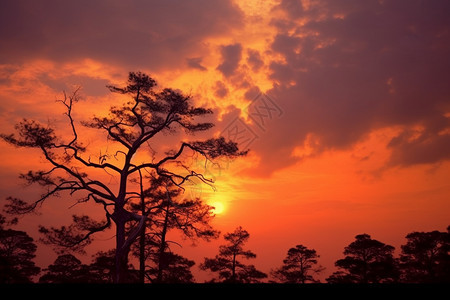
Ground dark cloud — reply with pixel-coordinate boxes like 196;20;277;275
250;0;450;174
244;86;261;101
214;81;229;98
387;115;450;167
247;49;264;72
0;0;243;70
186;57;207;71
38;73;111;97
216;43;243;77
274;0;304;20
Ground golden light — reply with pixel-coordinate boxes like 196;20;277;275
210;201;226;215
208;193;227;215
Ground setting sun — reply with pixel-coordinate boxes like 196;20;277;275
210;201;226;215
208;193;228;215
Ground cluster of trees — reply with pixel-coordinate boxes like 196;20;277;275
325;229;449;284
0;72;448;284
0;72;245;283
1;214;449;283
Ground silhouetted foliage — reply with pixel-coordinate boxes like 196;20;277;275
88;250;116;283
399;226;450;283
39;254;92;283
39;251;139;283
0;214;40;283
325;271;356;284
38;215;107;255
1;72;246;283
272;244;324;283
129;174;219;282
146;252;196;283
200;226;267;283
326;234;399;283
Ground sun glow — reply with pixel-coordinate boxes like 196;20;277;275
208;193;228;215
210;201;226;215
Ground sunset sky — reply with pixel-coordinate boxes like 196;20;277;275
1;0;449;281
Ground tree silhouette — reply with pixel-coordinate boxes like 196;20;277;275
271;244;324;283
88;250;116;283
326;234;399;283
39;251;139;283
1;72;246;283
38;215;105;255
129;174;219;283
39;254;91;283
146;252;196;283
200;226;267;283
399;226;450;283
0;214;40;283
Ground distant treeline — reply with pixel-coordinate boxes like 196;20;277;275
1;216;448;284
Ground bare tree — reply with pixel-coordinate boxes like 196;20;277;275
1;72;246;283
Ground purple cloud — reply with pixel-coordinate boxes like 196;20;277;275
247;0;450;174
217;43;243;77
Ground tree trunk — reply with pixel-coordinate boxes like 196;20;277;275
300;259;305;284
139;214;146;283
114;216;127;283
114;151;133;283
112;203;146;283
231;253;236;283
139;171;146;283
157;198;170;283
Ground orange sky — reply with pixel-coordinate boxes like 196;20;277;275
1;0;449;282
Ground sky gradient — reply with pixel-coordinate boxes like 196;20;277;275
1;0;449;281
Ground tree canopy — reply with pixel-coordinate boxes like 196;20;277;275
200;226;267;283
400;228;450;283
0;214;40;283
272;244;323;283
326;234;399;283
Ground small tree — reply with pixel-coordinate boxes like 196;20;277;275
39;251;139;283
399;227;450;283
326;234;399;283
200;226;267;283
0;214;40;283
272;244;324;283
130;175;218;283
39;254;91;283
146;252;196;283
1;72;246;283
88;250;116;283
